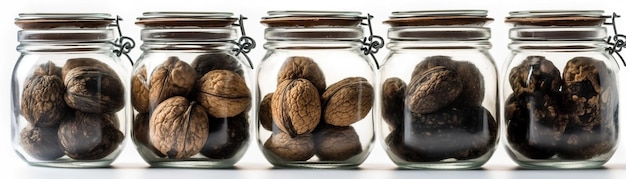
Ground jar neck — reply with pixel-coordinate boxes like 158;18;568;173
387;40;492;50
509;26;607;41
263;40;363;50
387;26;491;41
140;41;237;52
17;28;116;53
508;40;608;52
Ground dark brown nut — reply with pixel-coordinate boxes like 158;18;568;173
58;111;124;160
21;62;69;127
411;55;457;80
64;66;124;113
406;66;462;114
149;56;197;107
321;77;374;126
197;70;251;118
277;56;326;93
132;113;165;157
271;79;322;137
454;61;485;107
381;77;406;131
200;112;250;159
150;96;209;159
509;56;562;96
313;125;362;161
386;129;424;162
61;58;113;81
557;123;617;160
505;94;559;159
191;53;244;77
20;124;64;160
259;93;274;131
131;66;150;113
264;131;315;161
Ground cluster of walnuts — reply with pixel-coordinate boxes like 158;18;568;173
20;58;124;161
259;56;374;161
506;56;619;160
382;55;498;162
131;54;250;160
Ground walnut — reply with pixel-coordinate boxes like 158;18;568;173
557;124;617;160
58;111;124;160
21;61;69;127
271;79;321;137
197;70;251;118
131;65;150;113
64;66;124;113
411;55;457;81
200;112;250;159
132;113;165;157
321;77;373;126
505;94;559;159
259;93;274;131
454;61;485;107
381;77;406;131
264;131;315;161
313;125;362;161
150;96;209;159
191;53;244;77
20;124;64;160
406;66;462;114
149;56;197;107
61;58;113;81
277;56;326;93
509;56;562;96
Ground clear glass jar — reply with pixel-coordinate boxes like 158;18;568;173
11;13;132;168
131;12;255;168
256;11;381;168
379;10;499;169
501;10;620;169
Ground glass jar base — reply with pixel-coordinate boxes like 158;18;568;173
394;161;488;170
147;160;238;169
269;162;362;169
26;160;114;168
514;160;609;169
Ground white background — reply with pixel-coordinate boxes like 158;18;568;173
2;0;626;178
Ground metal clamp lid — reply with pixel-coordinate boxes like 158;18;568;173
605;12;626;66
231;15;256;69
361;14;384;69
109;16;136;66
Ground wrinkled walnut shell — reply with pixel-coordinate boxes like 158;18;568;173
21;62;69;127
259;93;274;131
132;113;165;157
509;56;562;96
313;125;362;161
321;77;373;126
21;124;64;160
62;58;113;81
264;131;315;161
277;56;326;93
64;66;125;113
381;77;406;131
191;53;244;77
411;55;457;80
272;79;322;137
197;70;251;118
505;94;560;159
58;111;124;160
406;66;462;114
149;56;197;107
131;66;150;113
200;112;250;159
150;96;209;159
454;61;485;106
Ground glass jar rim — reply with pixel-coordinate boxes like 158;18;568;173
15;13;115;29
384;10;492;27
505;10;609;26
507;10;606;18
261;10;365;27
136;11;239;28
389;10;488;18
264;10;363;19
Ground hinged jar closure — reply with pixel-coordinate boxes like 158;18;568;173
15;13;116;42
384;10;493;41
506;10;610;40
260;11;366;41
136;12;240;43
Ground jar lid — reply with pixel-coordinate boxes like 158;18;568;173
384;10;493;26
261;11;365;27
135;12;238;28
506;10;609;26
15;13;115;29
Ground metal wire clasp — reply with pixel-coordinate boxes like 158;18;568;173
605;12;626;66
361;14;384;69
109;15;136;66
232;15;257;69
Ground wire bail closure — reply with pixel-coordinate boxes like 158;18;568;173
361;14;384;69
110;15;136;66
232;15;257;69
605;12;626;66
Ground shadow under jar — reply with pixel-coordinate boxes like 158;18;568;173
11;13;131;168
379;10;499;169
501;10;620;169
132;12;255;168
256;11;380;168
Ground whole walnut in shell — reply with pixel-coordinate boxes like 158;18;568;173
509;56;562;96
21;124;65;160
454;61;485;107
62;58;114;81
313;125;362;161
277;56;326;93
200;113;250;159
411;55;457;80
272;79;321;137
132;113;165;157
381;77;406;130
259;93;274;131
321;77;374;126
264;131;315;161
64;66;124;113
58;111;124;160
150;96;209;159
197;70;251;118
21;61;69;127
149;56;197;107
406;66;462;114
191;53;244;77
131;66;150;113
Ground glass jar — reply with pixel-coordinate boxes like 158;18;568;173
501;10;620;169
256;11;382;168
11;13;132;168
131;12;255;168
379;10;499;169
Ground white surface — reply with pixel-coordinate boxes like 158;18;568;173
2;0;626;178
